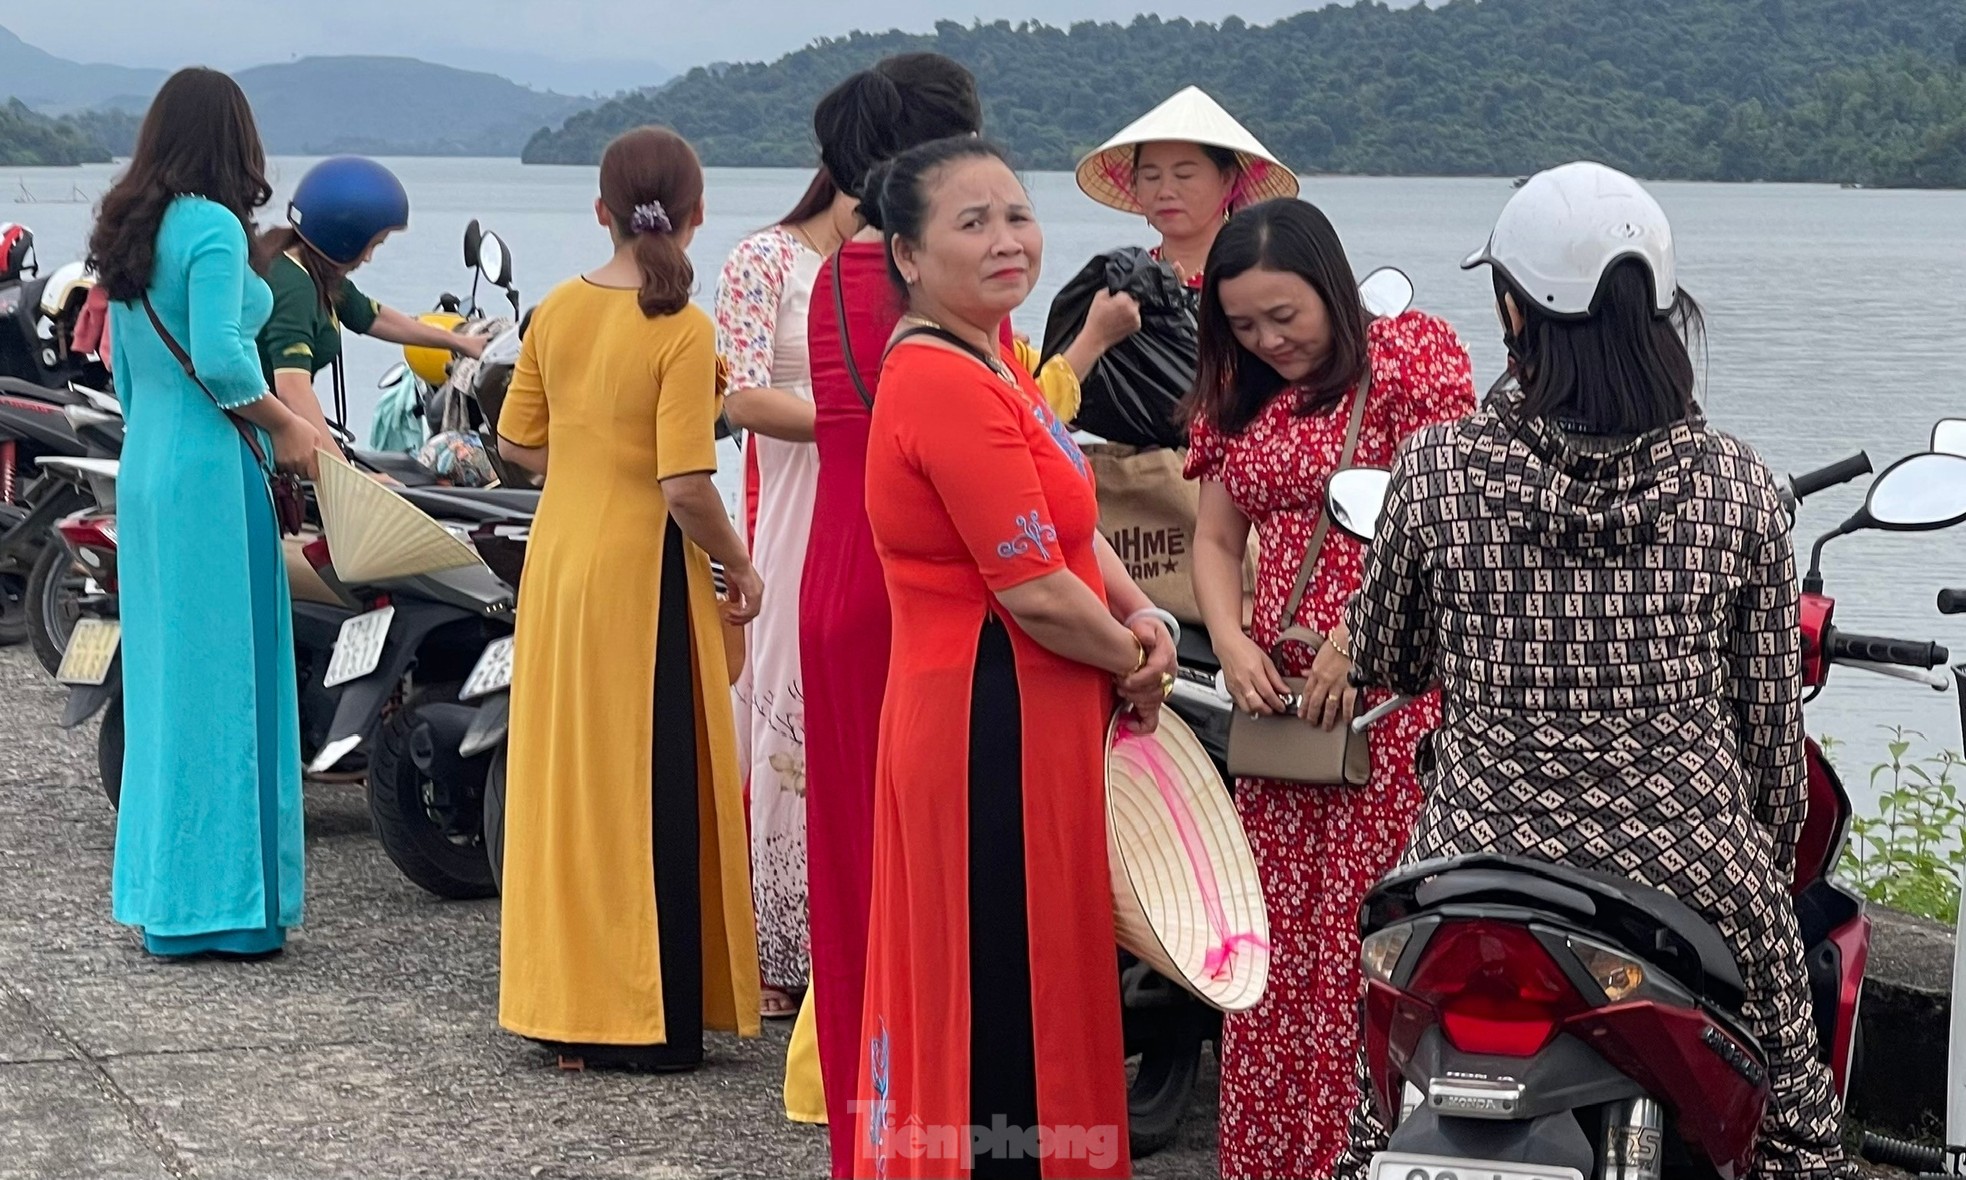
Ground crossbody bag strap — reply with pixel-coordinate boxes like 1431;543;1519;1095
831;247;875;412
1275;366;1374;641
140;293;275;475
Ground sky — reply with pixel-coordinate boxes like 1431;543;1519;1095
4;0;1400;97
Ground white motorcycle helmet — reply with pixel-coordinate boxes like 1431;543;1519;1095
1461;161;1676;318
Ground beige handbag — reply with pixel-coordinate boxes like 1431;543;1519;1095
1224;372;1372;787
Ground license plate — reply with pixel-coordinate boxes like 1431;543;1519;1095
323;606;395;688
56;618;120;686
460;635;514;701
1371;1154;1583;1180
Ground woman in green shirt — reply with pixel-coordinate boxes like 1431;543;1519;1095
256;156;484;452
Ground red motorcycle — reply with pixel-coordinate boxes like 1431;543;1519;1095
1325;446;1966;1180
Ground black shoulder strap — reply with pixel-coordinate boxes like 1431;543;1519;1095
889;324;1007;378
140;292;275;475
831;247;875;412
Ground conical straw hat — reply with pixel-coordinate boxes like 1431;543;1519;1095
314;447;483;583
1106;708;1269;1012
1076;86;1300;215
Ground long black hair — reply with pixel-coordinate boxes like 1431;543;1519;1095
812;53;982;206
87;68;272;301
1188;198;1371;435
1498;261;1706;435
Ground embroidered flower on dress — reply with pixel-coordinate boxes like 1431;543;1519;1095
867;1018;894;1176
1032;400;1090;479
996;510;1058;562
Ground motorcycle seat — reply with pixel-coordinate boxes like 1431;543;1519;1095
395;485;537;522
0;376;85;406
1366;853;1748;1014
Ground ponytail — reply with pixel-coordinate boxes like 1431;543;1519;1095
598;126;703;320
629;225;692;318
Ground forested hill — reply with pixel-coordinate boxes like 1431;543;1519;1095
523;0;1966;187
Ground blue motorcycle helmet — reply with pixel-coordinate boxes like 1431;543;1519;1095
287;157;409;267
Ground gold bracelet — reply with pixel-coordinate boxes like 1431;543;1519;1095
1130;635;1147;674
1329;631;1353;660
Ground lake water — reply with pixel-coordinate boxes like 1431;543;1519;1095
8;157;1966;802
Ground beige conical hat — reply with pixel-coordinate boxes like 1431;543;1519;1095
1105;708;1270;1012
1076;86;1300;215
313;448;483;583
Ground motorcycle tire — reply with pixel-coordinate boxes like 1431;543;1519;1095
483;745;505;895
98;695;123;811
1126;1024;1203;1158
367;683;497;901
26;541;80;677
0;571;27;647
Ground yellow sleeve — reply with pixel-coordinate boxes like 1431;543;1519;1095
497;298;549;448
1014;338;1081;423
655;310;722;481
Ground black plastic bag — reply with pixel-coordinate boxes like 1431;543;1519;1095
1042;247;1198;449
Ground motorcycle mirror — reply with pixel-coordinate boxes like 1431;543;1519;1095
462;219;483;270
377;362;408;390
1933;418;1966;458
1326;467;1394;542
1839;452;1966;535
478;232;513;288
1358;267;1414;320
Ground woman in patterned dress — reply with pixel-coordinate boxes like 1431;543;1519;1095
715;172;857;1022
1184;198;1475;1179
1335;162;1853;1177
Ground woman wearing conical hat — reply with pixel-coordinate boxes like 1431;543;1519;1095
1076;86;1299;287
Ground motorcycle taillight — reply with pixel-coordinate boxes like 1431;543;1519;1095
56;516;118;593
1407;921;1587;1057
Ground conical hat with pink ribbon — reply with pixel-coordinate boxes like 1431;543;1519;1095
1075;86;1300;215
1105;708;1270;1012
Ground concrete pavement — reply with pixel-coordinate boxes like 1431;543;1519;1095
0;644;1222;1178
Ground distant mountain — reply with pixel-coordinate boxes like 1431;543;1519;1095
524;3;1966;188
0;26;164;114
233;56;591;156
0;99;111;166
0;27;595;158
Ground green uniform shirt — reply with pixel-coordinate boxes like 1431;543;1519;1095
256;251;380;384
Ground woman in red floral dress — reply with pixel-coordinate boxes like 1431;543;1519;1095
1185;199;1475;1179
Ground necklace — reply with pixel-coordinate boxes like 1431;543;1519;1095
790;220;840;258
900;315;1019;388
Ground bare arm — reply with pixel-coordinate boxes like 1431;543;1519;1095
994;570;1142;675
662;472;760;624
499;438;547;478
723;387;816;442
1193;480;1253;641
273;368;338;453
1094;532;1153;623
366;304;484;356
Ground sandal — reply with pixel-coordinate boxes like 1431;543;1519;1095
760;985;803;1021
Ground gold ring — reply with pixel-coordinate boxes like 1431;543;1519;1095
1160;673;1176;700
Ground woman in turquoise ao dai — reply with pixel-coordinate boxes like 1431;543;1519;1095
87;69;324;959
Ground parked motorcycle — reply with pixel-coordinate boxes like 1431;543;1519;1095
0;380;98;649
1324;445;1966;1180
300;227;529;899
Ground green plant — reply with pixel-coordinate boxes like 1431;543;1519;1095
1836;726;1966;923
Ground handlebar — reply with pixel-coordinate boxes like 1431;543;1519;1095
1939;588;1966;616
1827;630;1950;669
1788;452;1872;503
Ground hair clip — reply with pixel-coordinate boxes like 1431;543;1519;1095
630;200;673;236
